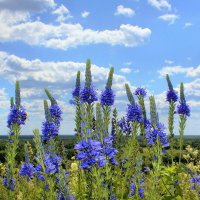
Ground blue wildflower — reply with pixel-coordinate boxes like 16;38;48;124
80;86;98;104
166;90;178;102
127;104;143;123
146;123;169;147
44;153;62;174
138;188;145;198
42;120;59;141
75;138;106;169
72;86;81;99
176;103;190;117
174;180;179;184
19;163;36;179
102;136;118;165
35;164;45;181
129;180;136;196
3;177;15;191
143;167;150;173
134;88;147;97
118;117;132;133
7;105;27;128
100;88;115;106
49;104;63;126
190;174;200;191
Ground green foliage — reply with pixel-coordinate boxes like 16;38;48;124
85;59;92;88
44;88;57;105
106;67;114;89
125;83;135;105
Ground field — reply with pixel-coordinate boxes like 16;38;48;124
0;61;199;200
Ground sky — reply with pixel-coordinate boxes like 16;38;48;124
0;0;200;135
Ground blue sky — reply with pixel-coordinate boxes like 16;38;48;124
0;0;200;135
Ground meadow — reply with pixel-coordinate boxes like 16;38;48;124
0;59;199;200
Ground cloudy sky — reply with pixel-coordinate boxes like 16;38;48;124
0;0;200;135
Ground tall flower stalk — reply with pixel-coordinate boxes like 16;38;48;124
4;81;27;194
166;74;178;163
80;59;97;135
72;71;82;140
100;67;115;137
177;83;190;164
134;88;147;144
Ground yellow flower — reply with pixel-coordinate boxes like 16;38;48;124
71;162;78;171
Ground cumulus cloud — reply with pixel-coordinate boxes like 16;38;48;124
0;17;151;49
0;51;132;100
164;59;174;65
147;0;171;11
159;65;200;77
120;68;132;73
0;0;56;12
115;5;135;17
158;14;179;24
52;4;72;22
81;11;90;18
184;22;193;28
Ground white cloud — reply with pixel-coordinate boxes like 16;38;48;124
0;0;56;12
159;65;200;77
0;16;151;49
184;22;193;28
147;0;171;11
115;5;135;17
120;68;132;73
81;11;90;18
0;51;132;99
52;4;72;22
158;14;179;24
164;59;174;65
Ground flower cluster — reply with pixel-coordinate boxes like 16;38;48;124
3;177;15;191
134;88;147;97
102;136;118;165
75;138;105;169
42;121;59;140
166;90;178;102
127;104;143;123
146;123;169;147
176;103;190;117
190;174;200;191
129;178;145;198
35;164;45;181
72;86;81;99
80;86;98;104
118;117;132;134
7;105;27;128
49;104;63;126
19;162;36;179
44;153;62;174
100;88;115;106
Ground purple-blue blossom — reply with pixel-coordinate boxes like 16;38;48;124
166;90;178;103
100;88;115;106
49;104;63;126
44;153;62;174
176;103;190;117
127;104;143;123
146;123;169;147
7;105;27;128
75;138;106;169
134;88;147;97
19;163;36;179
80;86;98;104
3;177;15;191
42;120;59;141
